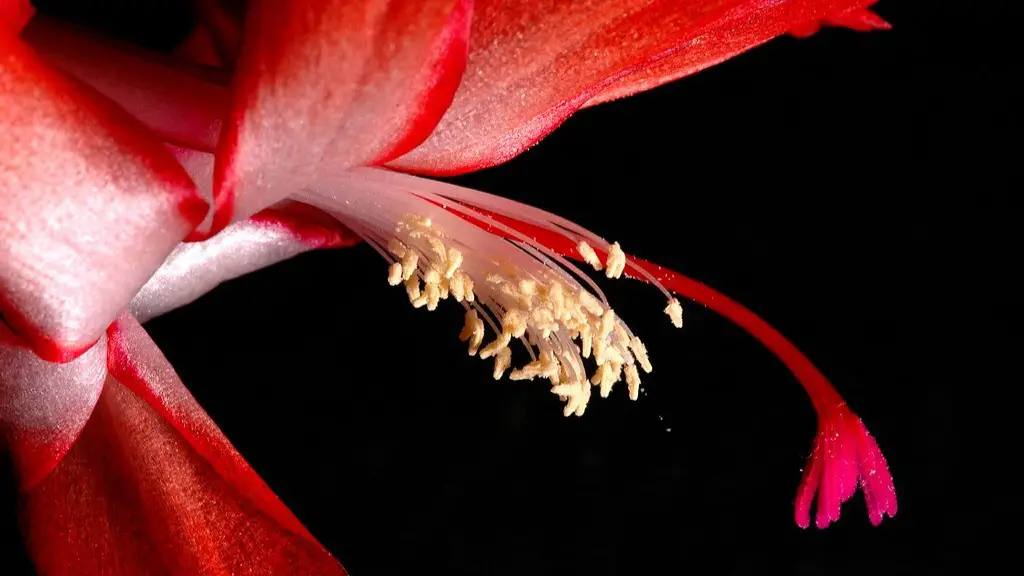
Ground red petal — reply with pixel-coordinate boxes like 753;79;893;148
1;337;106;491
389;0;882;175
0;0;33;33
0;32;206;362
17;313;348;574
21;382;347;575
212;0;474;231
131;201;360;322
825;8;891;32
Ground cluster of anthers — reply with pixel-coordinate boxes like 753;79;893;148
383;214;682;417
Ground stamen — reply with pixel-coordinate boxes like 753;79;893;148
578;241;603;271
605;242;625;279
665;298;683;328
297;170;675;417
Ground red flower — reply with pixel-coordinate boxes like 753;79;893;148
2;1;894;573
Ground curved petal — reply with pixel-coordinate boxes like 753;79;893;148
18;313;347;575
212;0;474;232
585;0;888;108
131;201;360;323
389;0;884;175
0;336;106;491
0;0;33;33
0;32;206;362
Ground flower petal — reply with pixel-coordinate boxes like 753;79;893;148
16;313;347;575
0;32;206;362
585;1;887;108
389;0;883;175
22;16;230;155
212;0;474;231
0;336;106;491
0;0;31;33
131;201;360;322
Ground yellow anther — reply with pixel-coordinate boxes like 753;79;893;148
387;262;403;286
445;248;463;278
459;309;484;355
625;364;641;401
493;347;512;379
405;275;421;302
605;242;626;279
577;241;603;271
425;282;441;311
630;336;652;373
579;291;603;317
502;309;529;339
449;271;467;302
600;309;616;340
479;332;511;360
400;251;418;281
423;268;441;285
665;298;683;328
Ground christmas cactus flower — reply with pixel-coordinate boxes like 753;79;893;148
1;1;894;574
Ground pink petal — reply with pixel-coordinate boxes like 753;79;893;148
212;0;474;232
131;201;360;322
16;312;348;574
0;336;106;491
0;0;33;33
389;0;884;175
0;32;206;362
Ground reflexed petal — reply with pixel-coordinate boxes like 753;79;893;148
0;336;106;491
390;0;884;174
213;0;474;231
131;201;360;322
17;313;348;575
0;32;206;362
585;1;887;107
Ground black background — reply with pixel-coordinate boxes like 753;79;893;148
5;1;1012;574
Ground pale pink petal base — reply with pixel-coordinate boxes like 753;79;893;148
0;337;106;491
0;32;205;362
131;202;360;322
